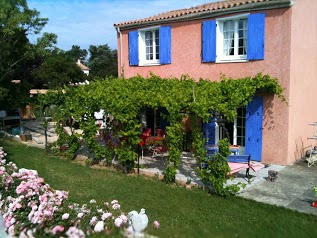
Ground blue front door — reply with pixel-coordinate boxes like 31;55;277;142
245;96;263;161
203;118;216;145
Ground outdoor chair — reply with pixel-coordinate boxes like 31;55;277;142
149;144;168;158
142;128;151;137
156;129;165;137
147;136;168;158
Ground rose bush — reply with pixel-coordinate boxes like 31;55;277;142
0;147;158;237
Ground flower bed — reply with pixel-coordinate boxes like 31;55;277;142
0;147;159;237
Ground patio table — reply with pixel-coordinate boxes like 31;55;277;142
146;136;167;158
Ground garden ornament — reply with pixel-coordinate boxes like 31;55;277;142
127;208;149;237
312;187;317;207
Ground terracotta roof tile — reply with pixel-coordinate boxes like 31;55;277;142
76;60;90;71
114;0;291;28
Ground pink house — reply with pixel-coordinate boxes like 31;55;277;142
114;0;317;165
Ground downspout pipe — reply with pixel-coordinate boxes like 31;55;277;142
116;27;123;78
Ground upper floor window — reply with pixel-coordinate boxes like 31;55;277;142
202;13;265;63
217;17;248;62
128;26;171;66
140;28;160;65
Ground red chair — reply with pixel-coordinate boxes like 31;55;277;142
138;136;147;159
142;128;151;137
148;133;168;158
156;129;165;137
139;135;147;147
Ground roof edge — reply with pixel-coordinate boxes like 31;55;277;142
115;0;293;30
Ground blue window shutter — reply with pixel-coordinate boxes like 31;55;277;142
247;13;265;61
203;118;216;145
128;31;139;66
245;96;263;161
159;26;172;64
202;20;216;63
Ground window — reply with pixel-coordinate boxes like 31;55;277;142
217;17;248;61
202;13;265;63
217;107;246;147
128;26;171;66
141;28;160;65
203;97;263;160
235;107;246;146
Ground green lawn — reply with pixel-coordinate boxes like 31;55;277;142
1;138;317;238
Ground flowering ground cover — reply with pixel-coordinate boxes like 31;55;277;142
1;138;317;238
0;145;159;237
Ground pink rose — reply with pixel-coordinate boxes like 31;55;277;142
52;225;64;234
62;213;69;220
153;220;160;228
119;214;128;223
114;217;123;227
112;203;120;210
101;212;112;220
89;216;98;226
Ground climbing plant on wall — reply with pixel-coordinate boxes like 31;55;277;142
39;73;285;191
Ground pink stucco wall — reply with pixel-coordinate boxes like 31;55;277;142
116;7;300;164
288;0;317;164
118;8;292;81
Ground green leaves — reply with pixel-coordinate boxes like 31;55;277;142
40;73;285;183
164;166;177;183
199;138;242;197
87;44;117;78
32;53;88;89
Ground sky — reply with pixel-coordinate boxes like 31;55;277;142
27;0;216;51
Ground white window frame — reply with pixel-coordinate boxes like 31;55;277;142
215;107;246;147
216;14;249;63
138;26;160;66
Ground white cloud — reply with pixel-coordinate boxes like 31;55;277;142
28;0;215;50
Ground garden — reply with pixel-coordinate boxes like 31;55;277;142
2;73;308;237
1;138;317;238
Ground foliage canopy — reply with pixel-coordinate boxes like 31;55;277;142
0;0;48;108
40;73;285;194
87;44;118;78
0;1;117;111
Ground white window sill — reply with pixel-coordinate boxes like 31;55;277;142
216;58;248;64
139;61;161;66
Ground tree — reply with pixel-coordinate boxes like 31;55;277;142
87;44;118;78
0;1;87;109
65;45;88;62
0;0;48;84
35;32;59;56
0;0;48;110
32;53;88;89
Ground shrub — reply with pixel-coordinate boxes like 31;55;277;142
164;166;176;184
0;147;156;237
199;139;245;197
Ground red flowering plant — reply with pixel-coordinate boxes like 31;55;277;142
145;136;166;147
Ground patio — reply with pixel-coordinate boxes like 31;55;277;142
135;149;283;192
21;119;283;193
